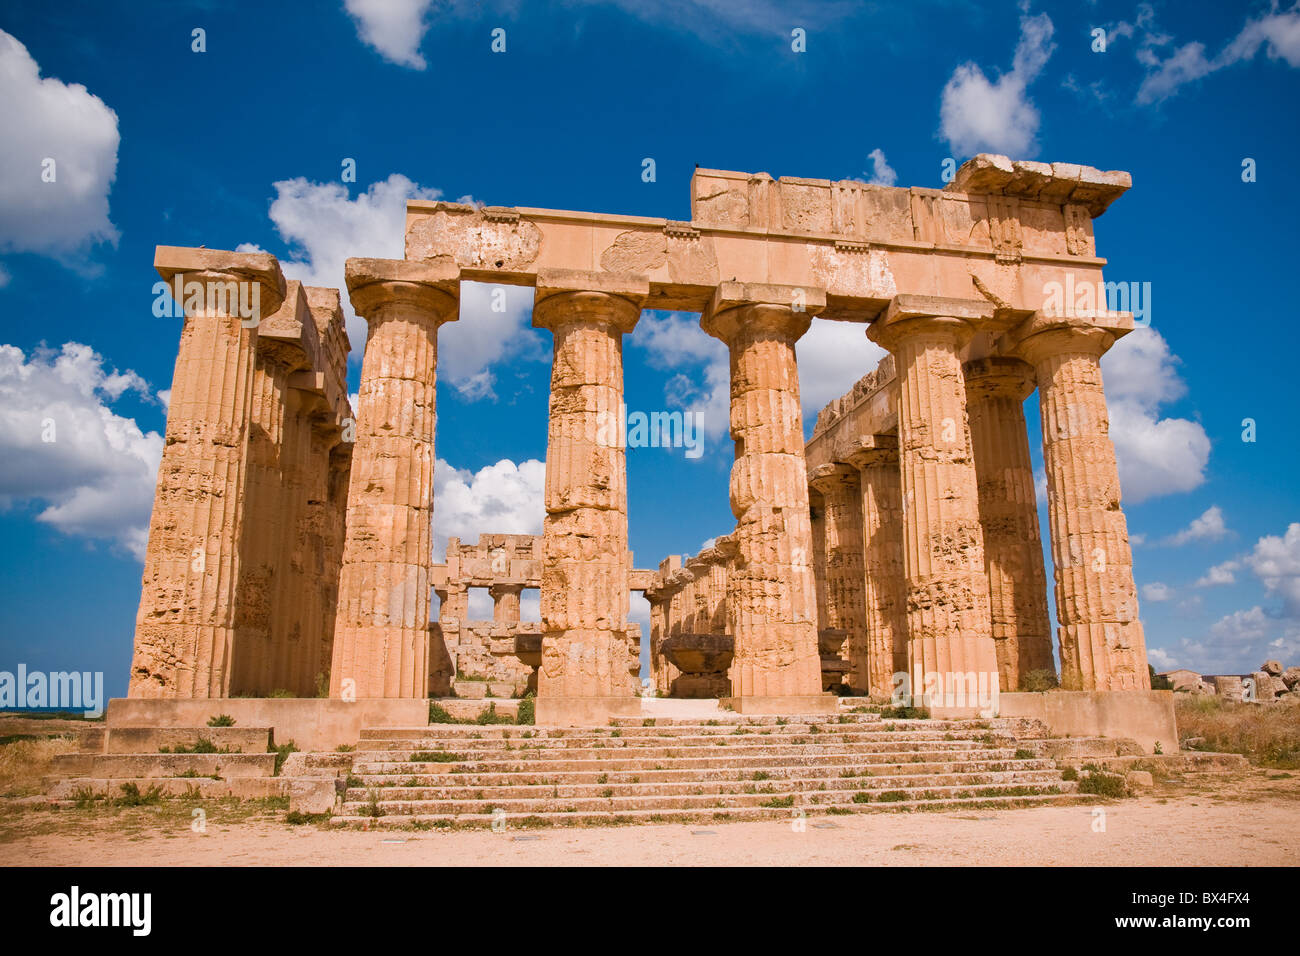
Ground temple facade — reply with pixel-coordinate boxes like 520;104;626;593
127;153;1149;723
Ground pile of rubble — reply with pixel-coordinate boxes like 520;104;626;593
1210;661;1300;702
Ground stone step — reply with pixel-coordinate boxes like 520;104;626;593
345;768;1068;802
352;740;1020;767
339;779;1075;816
330;790;1091;828
104;726;272;754
49;752;277;779
46;776;288;800
349;756;1059;788
356;728;1012;748
350;746;1033;776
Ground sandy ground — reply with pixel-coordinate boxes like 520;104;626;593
3;772;1298;866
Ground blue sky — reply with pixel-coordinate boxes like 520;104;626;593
1;0;1298;696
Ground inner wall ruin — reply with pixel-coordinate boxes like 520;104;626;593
127;153;1150;722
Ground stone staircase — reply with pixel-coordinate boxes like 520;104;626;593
333;709;1089;828
46;725;280;799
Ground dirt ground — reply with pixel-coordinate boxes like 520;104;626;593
1;769;1296;866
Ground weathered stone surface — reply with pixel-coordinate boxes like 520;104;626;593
702;286;825;702
867;298;999;710
330;258;459;699
963;356;1054;690
532;273;644;711
1004;313;1148;691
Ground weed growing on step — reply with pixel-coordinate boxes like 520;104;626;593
206;714;235;727
409;751;462;763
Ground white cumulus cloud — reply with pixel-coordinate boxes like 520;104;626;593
939;11;1055;157
0;342;161;559
1101;327;1210;503
1165;505;1229;546
0;29;120;262
345;0;436;68
431;456;545;562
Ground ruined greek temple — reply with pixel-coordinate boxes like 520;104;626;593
128;153;1150;726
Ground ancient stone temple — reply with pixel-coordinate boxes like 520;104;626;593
127;153;1150;727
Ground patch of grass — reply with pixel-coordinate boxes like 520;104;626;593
851;792;872;804
1078;771;1127;798
878;706;929;719
161;737;236;754
516;694;535;726
1175;695;1300;769
206;714;236;727
475;703;513;726
285;810;330;825
875;790;908;802
429;701;457;724
345;775;363;789
1061;765;1079;781
116;782;165;806
336;744;355;753
270;741;297;775
1013;749;1035;760
760;795;795;808
409;750;462;763
359;790;385;817
1018;669;1059;692
267;688;297;699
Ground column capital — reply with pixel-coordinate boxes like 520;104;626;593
866;294;995;352
532;268;647;334
843;434;899;470
155;245;288;320
962;356;1036;402
1001;312;1134;366
344;257;460;323
808;461;860;494
701;281;825;345
488;582;524;598
259;281;320;374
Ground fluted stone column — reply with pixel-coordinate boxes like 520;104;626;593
491;584;523;625
271;387;318;696
532;271;646;724
963;357;1055;691
1006;315;1149;690
130;247;286;698
701;282;829;712
809;488;829;632
229;346;293;695
330;258;459;699
845;436;909;699
809;463;869;694
867;296;999;713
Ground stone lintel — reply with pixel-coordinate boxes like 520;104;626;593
258;280;322;371
808;461;859;491
844;434;899;470
627;568;655;592
944;154;1132;218
154;245;287;317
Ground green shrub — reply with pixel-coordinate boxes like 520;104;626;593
285;810;330;825
206;714;235;727
1013;749;1035;760
1019;669;1060;692
1078;771;1126;798
270;740;298;774
267;688;296;699
516;694;535;726
1060;765;1079;781
429;701;456;724
116;782;164;806
879;705;929;719
475;703;512;725
409;750;462;763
